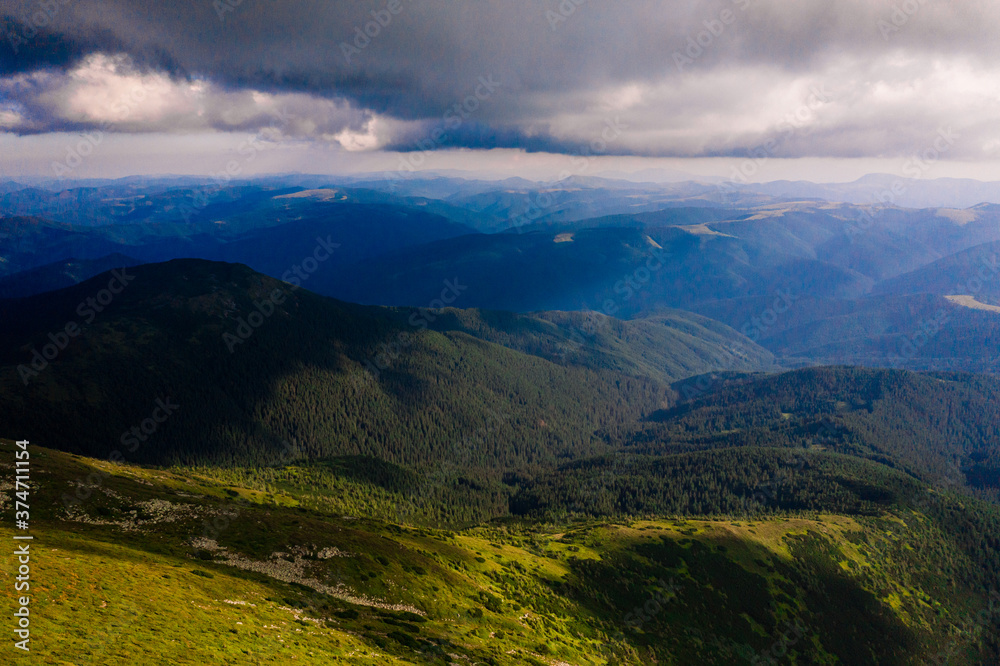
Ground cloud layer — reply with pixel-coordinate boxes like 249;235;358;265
3;0;1000;160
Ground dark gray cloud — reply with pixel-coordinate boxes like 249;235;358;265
2;0;1000;159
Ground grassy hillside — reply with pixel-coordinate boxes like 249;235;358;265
4;439;998;664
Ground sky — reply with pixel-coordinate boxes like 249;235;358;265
3;0;1000;183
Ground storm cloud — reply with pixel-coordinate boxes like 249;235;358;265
2;0;1000;160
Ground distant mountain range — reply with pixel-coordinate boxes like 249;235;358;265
3;176;999;376
0;253;141;299
743;173;1000;209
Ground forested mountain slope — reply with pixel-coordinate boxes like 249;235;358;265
0;259;769;471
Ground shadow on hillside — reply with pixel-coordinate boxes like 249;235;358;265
556;528;924;664
0;260;440;466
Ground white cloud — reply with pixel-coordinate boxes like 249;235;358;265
57;54;195;125
330;117;383;151
0;109;23;130
0;53;373;142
